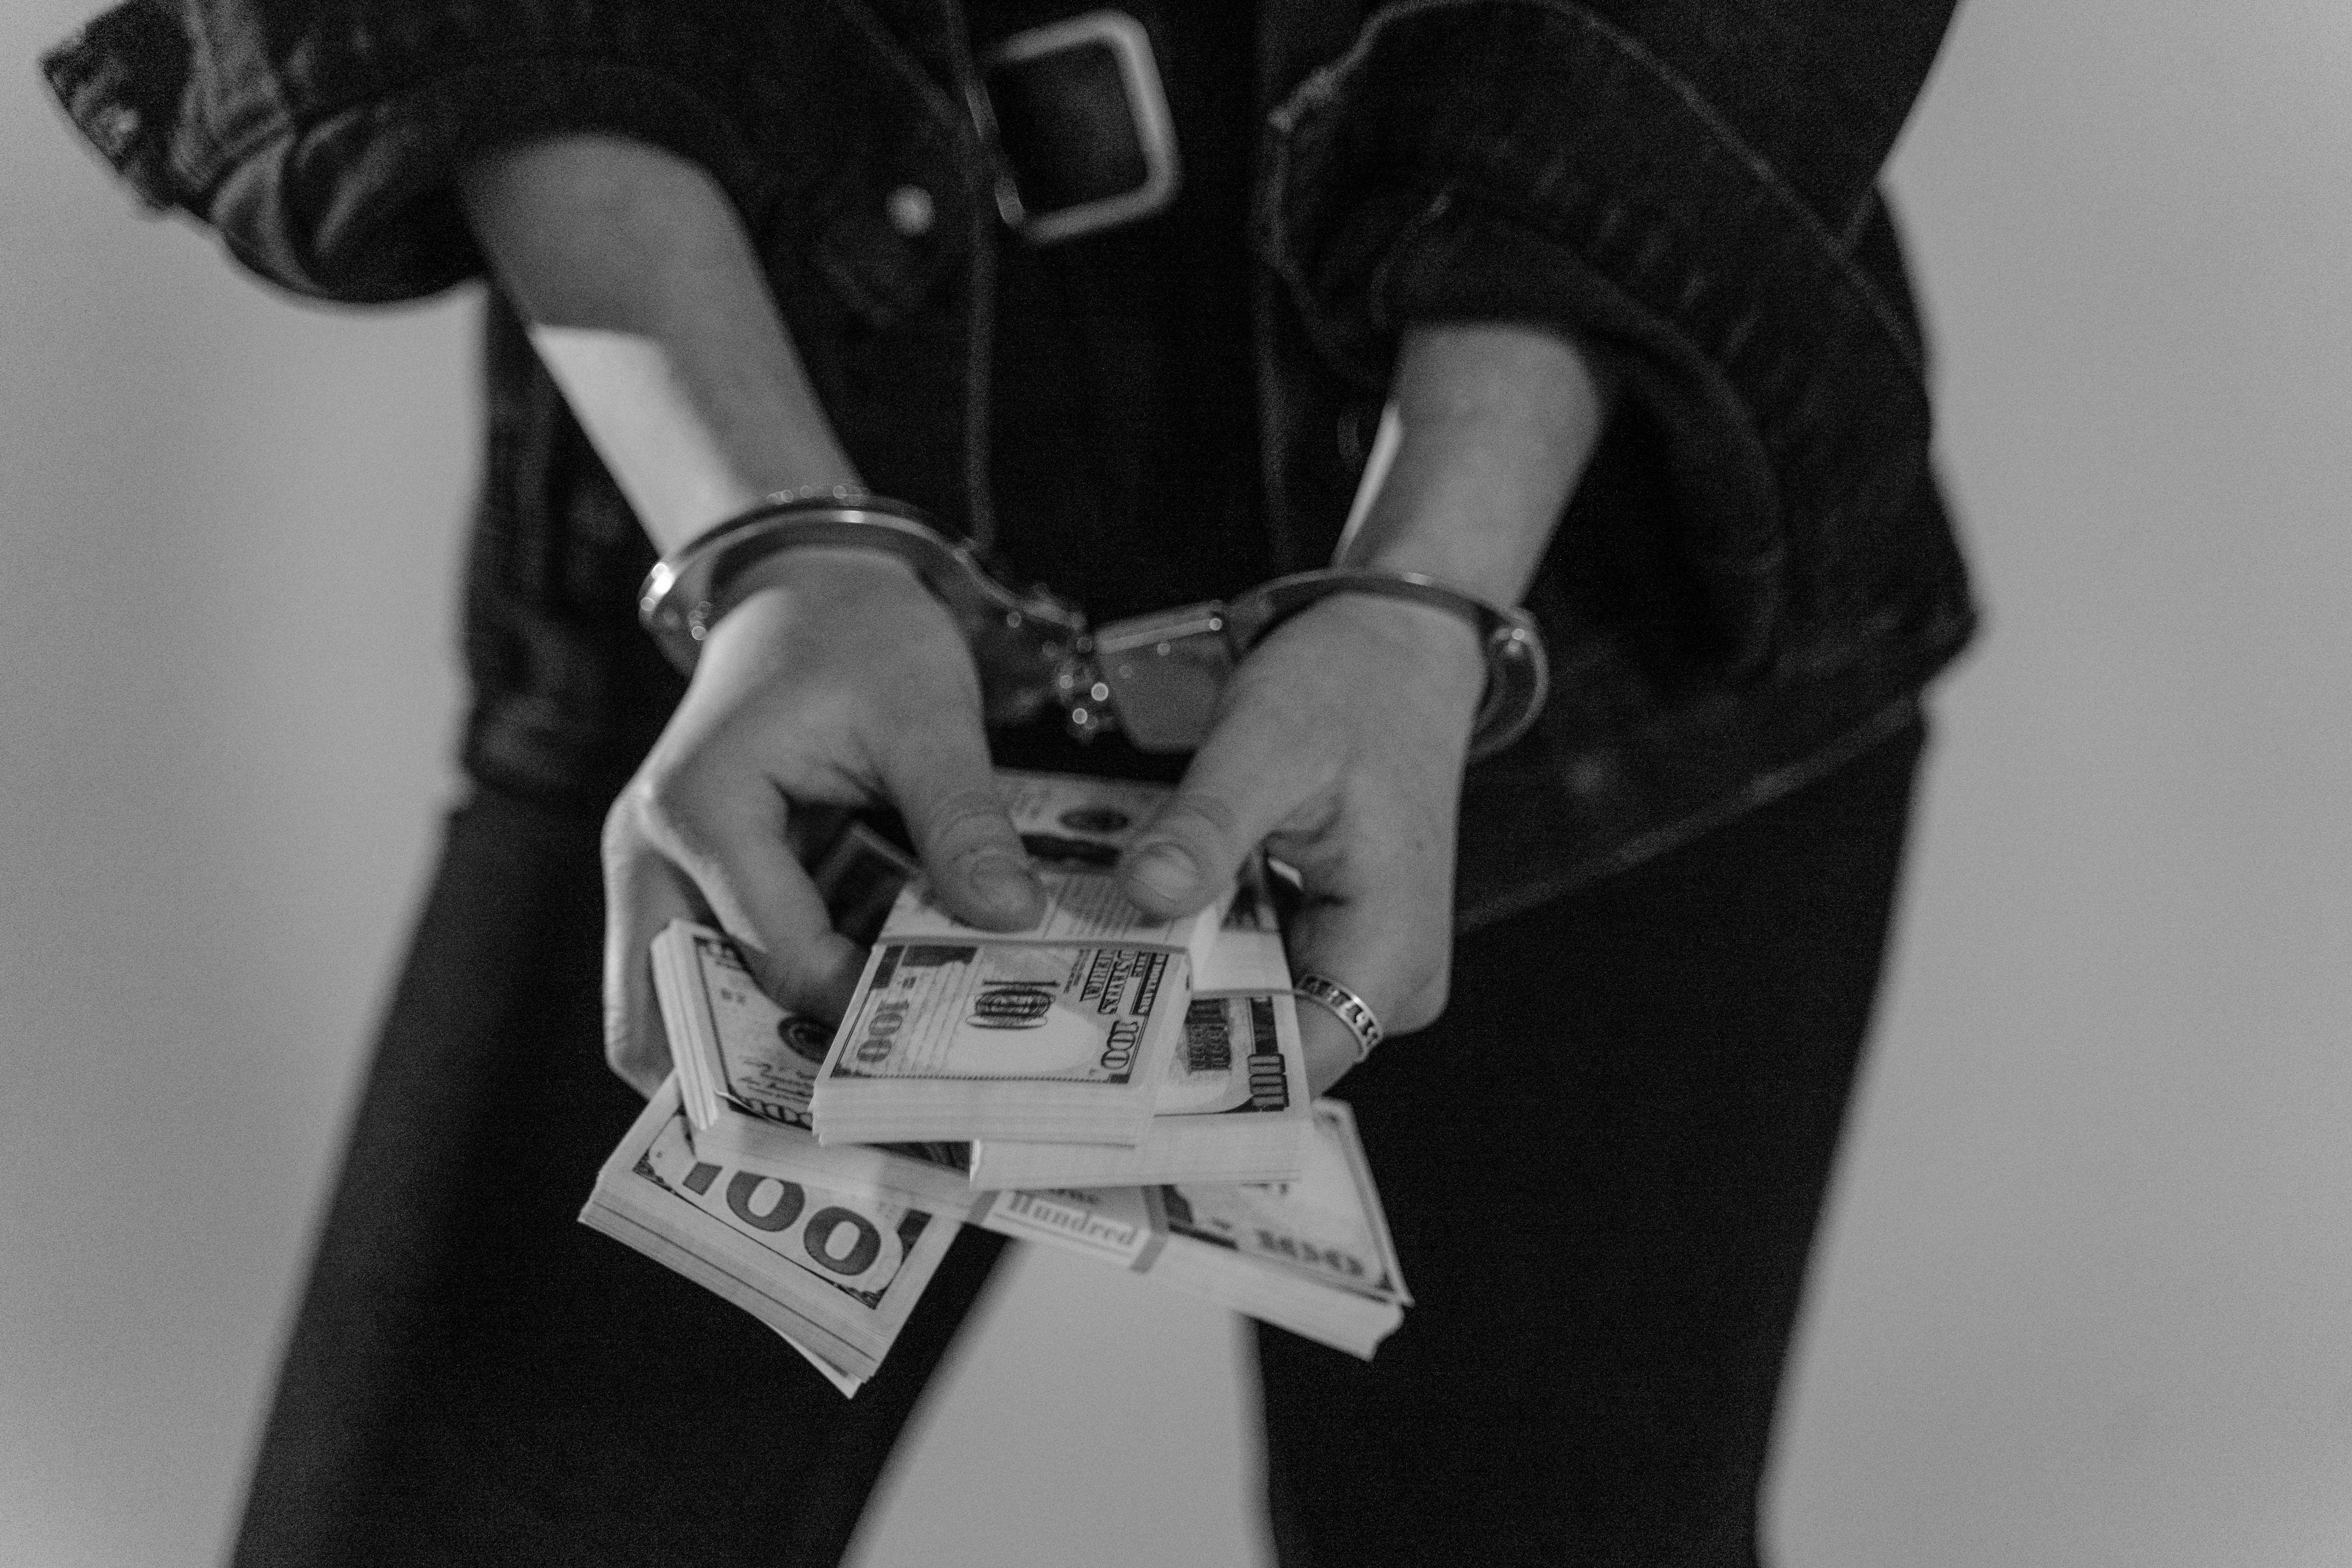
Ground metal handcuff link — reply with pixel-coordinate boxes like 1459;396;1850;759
639;491;1552;765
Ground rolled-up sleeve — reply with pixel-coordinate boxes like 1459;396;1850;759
42;0;779;302
1260;0;1960;666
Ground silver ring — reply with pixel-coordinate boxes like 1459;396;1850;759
1294;973;1385;1065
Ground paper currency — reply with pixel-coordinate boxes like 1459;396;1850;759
579;1078;960;1395
965;990;1311;1188
968;869;1306;1187
809;939;1188;1145
1188;863;1291;996
661;920;826;1137
975;1100;1410;1359
663;908;1310;1191
655;920;984;1212
807;773;1241;1147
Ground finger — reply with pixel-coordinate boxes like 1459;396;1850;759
1119;693;1332;919
885;725;1045;931
624;772;867;1021
600;822;704;1098
1284;871;1454;1097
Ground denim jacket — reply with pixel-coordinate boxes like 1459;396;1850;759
45;0;1975;931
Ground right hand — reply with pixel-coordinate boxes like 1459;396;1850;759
601;547;1045;1095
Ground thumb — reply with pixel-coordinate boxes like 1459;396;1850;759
887;731;1045;932
1120;703;1323;920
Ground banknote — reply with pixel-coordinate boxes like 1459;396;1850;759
664;815;915;1131
809;940;1188;1145
975;1100;1409;1358
1159;1099;1410;1311
659;921;834;1136
579;1078;960;1395
1188;862;1291;996
655;921;982;1212
659;921;1304;1192
965;990;1311;1188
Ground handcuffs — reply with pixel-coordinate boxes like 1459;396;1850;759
638;490;1551;763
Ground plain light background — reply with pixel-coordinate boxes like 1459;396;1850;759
4;0;2347;1563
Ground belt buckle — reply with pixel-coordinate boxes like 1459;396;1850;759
982;10;1181;245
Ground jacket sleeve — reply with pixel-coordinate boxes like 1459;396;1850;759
1260;0;1960;667
40;0;788;303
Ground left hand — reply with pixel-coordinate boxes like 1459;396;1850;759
1116;591;1488;1094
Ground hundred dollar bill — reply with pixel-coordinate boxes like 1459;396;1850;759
975;1100;1409;1359
666;772;1235;1151
579;1077;960;1396
1188;862;1291;996
658;921;1305;1195
809;939;1188;1145
655;920;984;1213
665;815;916;1133
965;990;1310;1188
659;920;828;1137
969;874;1305;1187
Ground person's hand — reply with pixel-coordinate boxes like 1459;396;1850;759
600;548;1046;1095
1116;593;1488;1094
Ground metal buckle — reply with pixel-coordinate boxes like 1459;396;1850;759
982;10;1181;245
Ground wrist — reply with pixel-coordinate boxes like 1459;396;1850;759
695;548;958;681
1336;321;1614;602
1249;573;1529;755
1341;522;1531;609
1313;588;1484;675
725;543;932;612
1359;597;1489;713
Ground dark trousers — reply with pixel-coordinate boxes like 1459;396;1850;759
231;714;1924;1567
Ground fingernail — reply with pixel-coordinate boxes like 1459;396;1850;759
970;853;1040;913
1128;844;1198;904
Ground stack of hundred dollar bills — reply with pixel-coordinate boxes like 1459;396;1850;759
579;771;1412;1395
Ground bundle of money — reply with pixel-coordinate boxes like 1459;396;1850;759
663;913;1313;1191
964;989;1310;1187
807;939;1187;1145
580;1079;1409;1396
579;769;1410;1397
655;920;983;1212
975;1102;1411;1360
807;773;1232;1148
965;866;1310;1186
579;1079;961;1394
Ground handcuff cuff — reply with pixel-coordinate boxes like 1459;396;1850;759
638;490;1551;763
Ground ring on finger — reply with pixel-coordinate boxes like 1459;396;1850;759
1294;972;1385;1064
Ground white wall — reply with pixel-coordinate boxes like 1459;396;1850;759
1;8;473;1559
1777;2;2352;1562
2;1;2346;1564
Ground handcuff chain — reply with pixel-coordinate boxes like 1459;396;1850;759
639;494;1550;760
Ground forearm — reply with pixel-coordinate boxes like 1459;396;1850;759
457;138;1604;602
1341;322;1615;605
457;133;857;553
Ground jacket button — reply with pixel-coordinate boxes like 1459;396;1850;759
885;185;936;238
95;104;141;151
